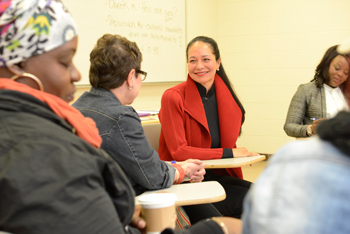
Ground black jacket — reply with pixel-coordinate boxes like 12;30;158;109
0;90;139;234
0;89;224;234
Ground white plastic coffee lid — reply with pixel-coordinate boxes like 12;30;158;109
138;193;177;209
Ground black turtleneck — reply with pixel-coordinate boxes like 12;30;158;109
195;82;233;158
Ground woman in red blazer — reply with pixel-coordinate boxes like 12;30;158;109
159;36;258;218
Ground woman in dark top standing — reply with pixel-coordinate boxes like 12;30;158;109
158;36;258;218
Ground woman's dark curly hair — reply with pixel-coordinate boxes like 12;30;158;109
311;45;348;88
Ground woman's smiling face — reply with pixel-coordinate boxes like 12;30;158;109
327;55;349;88
187;41;221;91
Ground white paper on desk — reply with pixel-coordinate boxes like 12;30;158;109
140;116;159;121
137;109;159;115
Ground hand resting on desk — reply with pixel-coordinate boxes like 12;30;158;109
232;147;259;158
175;159;207;183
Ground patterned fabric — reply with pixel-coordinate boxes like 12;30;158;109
175;206;191;230
0;0;77;67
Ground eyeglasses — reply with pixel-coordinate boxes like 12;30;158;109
136;69;147;81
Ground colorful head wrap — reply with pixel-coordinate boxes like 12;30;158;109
0;0;78;67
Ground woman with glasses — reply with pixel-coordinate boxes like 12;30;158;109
73;34;222;226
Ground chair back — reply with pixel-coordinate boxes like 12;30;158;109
142;123;161;152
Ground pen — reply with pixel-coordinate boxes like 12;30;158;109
310;118;318;121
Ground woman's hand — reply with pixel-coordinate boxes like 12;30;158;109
232;147;259;158
180;159;206;182
130;204;146;233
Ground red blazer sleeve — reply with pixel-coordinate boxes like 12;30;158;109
159;88;223;161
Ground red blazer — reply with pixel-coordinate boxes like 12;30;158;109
158;74;243;179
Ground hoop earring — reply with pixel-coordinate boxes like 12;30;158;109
11;73;44;91
129;85;133;90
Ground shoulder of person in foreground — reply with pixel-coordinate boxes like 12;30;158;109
242;112;350;234
0;92;137;233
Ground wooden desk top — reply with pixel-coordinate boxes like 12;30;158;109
135;181;226;206
202;155;266;169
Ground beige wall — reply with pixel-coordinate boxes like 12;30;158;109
74;0;350;154
216;0;350;153
74;0;219;109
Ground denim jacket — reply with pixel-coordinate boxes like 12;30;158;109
242;137;350;234
73;87;175;195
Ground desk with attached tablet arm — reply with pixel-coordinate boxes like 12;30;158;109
135;181;226;206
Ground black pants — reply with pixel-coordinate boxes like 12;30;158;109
182;203;222;225
204;169;251;218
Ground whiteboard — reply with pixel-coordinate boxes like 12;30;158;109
62;0;186;84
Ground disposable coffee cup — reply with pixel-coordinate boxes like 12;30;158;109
138;193;177;234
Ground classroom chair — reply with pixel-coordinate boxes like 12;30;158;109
142;122;161;152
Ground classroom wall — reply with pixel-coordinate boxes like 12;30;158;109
216;0;350;154
74;0;350;154
73;0;218;110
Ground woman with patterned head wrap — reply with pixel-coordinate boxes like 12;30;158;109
0;0;80;102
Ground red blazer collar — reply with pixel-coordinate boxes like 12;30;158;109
183;74;208;130
183;74;242;147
